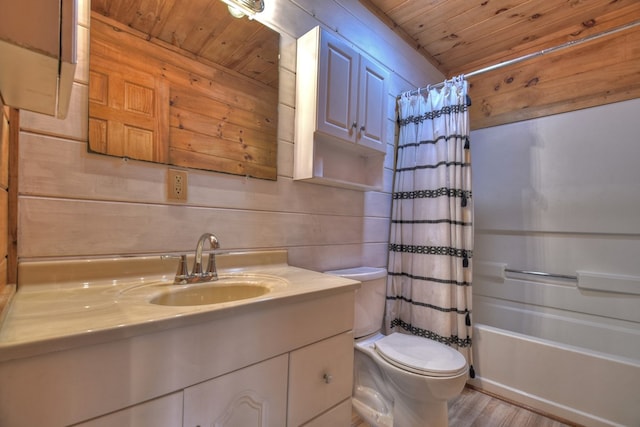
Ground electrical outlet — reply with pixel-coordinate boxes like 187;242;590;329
167;169;188;202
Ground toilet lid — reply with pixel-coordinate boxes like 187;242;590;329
374;333;467;377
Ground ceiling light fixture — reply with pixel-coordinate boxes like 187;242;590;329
219;0;265;19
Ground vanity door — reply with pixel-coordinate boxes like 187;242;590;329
183;354;288;427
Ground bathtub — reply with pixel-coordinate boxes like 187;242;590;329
470;262;640;427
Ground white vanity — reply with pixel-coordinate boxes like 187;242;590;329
0;250;359;426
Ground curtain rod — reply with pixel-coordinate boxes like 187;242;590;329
402;19;640;96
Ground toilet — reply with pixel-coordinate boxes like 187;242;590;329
325;267;468;427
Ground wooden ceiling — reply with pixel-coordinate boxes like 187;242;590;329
90;0;279;88
359;0;640;78
360;0;640;129
89;0;639;129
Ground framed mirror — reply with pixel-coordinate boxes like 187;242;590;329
88;0;280;180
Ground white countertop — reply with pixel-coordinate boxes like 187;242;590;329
0;250;359;362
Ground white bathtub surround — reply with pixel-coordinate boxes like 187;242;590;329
471;98;640;427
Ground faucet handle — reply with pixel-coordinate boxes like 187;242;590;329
161;254;189;283
206;252;218;280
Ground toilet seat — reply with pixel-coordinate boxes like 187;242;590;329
374;333;467;377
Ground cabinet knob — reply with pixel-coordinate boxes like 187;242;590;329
360;125;366;132
323;373;333;384
351;122;357;129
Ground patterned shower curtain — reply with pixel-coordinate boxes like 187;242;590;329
386;76;474;376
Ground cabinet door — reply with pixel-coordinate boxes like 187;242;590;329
183;355;288;427
317;32;359;142
288;332;354;426
356;56;388;153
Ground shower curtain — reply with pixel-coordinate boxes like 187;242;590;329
386;76;474;376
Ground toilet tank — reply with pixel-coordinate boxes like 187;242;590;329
325;267;387;339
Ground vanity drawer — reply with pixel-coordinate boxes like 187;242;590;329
73;392;183;427
301;398;352;427
288;331;354;426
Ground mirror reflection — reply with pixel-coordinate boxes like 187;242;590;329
88;0;280;180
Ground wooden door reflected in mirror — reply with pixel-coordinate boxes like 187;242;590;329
89;0;279;180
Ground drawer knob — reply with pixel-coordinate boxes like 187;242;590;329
323;373;333;384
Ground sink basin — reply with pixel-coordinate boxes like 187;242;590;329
137;274;288;307
151;283;270;306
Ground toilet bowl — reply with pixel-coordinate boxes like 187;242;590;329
325;267;468;427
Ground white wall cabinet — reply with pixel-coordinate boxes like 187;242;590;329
316;31;388;153
295;26;388;191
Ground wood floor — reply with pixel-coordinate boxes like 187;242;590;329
351;387;576;427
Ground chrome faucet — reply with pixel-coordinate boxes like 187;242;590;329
192;232;220;282
162;233;220;284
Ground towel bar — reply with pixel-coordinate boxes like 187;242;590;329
504;268;577;281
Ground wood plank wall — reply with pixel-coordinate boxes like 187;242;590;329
89;13;278;180
17;0;441;271
0;97;13;316
467;26;640;130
